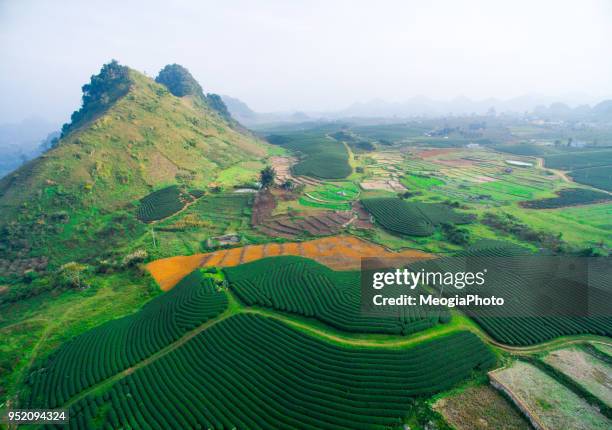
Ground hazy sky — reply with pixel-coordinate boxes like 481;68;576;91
1;0;612;123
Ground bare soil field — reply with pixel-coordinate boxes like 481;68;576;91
490;361;610;430
269;155;322;186
252;189;358;239
544;346;612;407
257;211;355;239
434;158;477;167
433;385;532;430
147;235;433;290
360;179;406;192
417;148;457;158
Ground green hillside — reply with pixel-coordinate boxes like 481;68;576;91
0;62;269;265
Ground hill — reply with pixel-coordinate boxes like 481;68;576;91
0;61;268;266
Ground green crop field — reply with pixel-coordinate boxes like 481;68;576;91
62;315;494;429
361;197;471;237
225;256;448;335
299;182;359;210
401;173;445;189
26;270;227;408
136;185;190;222
569;166;612;192
521;188;611;209
543;150;612;170
268;132;352;179
414;241;612;346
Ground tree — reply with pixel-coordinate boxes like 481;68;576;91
260;166;276;189
58;262;88;288
62;60;131;137
281;179;294;190
155;64;204;98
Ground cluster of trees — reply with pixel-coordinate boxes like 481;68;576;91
482;212;567;253
155;64;231;120
441;223;471;246
62;60;131;137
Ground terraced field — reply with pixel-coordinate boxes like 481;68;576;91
268;133;352;179
226;256;447;335
415;241;612;345
361;197;471;237
257;210;355;239
60;316;495;429
26;270;227;408
299;182;360;211
136;185;191;222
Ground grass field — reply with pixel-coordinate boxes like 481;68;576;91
299;181;359;210
491;361;610;430
543;346;612;407
433;385;531;430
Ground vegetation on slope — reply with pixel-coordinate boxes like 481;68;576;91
26;269;227;408
0;61;268;265
225;256;448;335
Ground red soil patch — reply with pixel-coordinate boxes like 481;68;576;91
417;148;457;158
147;236;434;291
434;158;475;167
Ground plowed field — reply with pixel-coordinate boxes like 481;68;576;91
147;235;433;290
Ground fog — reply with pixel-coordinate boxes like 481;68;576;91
1;0;612;123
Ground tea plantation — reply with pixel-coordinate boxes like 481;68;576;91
61;315;495;429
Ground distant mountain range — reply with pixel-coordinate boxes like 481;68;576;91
0;117;60;178
222;95;612;126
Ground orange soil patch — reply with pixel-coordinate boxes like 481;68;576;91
219;247;243;267
263;243;282;257
242;245;265;263
146;236;434;291
145;255;207;291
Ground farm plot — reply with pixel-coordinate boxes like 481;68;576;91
543;149;612;170
544;346;612;407
269;132;352;179
490;361;610;430
26;270;227;408
401;173;445;189
269;155;322;187
299;182;360;211
147;236;433;291
570;166;612;192
153;192;253;241
408;147;560;203
413;241;612;346
360;151;407;192
225;256;448;335
136;185;194;222
257;211;354;239
520;188;611;209
361;197;471;237
251;189;355;238
433;385;532;430
63;316;495;429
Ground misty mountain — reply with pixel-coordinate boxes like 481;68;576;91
0;118;60;178
221;95;312;127
224;94;612;126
